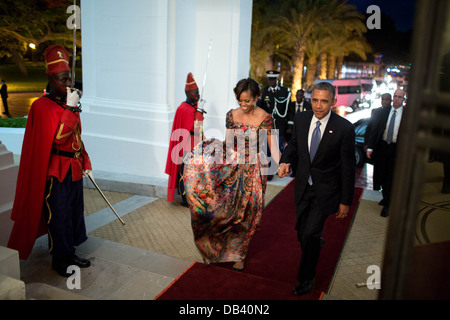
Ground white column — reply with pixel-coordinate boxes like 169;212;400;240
0;142;18;247
80;0;252;185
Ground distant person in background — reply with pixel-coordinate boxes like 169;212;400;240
165;72;204;206
1;79;10;117
258;70;291;153
366;89;406;217
364;93;392;206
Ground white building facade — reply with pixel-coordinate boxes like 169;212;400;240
80;0;253;185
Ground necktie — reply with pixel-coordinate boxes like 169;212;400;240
309;121;321;185
296;104;300;113
310;121;321;161
386;110;396;144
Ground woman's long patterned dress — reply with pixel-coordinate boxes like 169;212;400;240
183;109;274;263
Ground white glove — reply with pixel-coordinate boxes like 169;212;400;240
83;169;93;179
66;87;82;107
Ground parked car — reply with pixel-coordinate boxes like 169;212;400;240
353;117;373;167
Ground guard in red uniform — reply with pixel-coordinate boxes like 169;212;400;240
165;73;204;205
8;45;92;277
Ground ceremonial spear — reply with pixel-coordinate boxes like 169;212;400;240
71;0;125;225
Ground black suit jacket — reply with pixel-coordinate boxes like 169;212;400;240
281;110;356;216
366;106;391;152
366;106;394;190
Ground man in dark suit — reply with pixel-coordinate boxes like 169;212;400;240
364;93;392;151
278;82;356;295
366;88;406;217
287;89;312;140
1;79;9;117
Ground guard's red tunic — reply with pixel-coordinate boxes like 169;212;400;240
8;96;91;260
165;101;203;202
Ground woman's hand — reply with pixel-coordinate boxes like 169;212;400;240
277;163;291;178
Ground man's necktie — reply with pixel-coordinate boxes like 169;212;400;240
386;110;396;144
309;121;321;185
310;121;321;161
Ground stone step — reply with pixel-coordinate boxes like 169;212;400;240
19;236;193;300
0;274;25;300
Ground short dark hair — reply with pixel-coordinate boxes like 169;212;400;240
313;82;336;99
234;78;261;99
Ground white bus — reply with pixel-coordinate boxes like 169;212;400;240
307;78;376;111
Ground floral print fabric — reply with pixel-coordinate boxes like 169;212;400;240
183;109;274;262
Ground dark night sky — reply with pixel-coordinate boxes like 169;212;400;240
348;0;418;32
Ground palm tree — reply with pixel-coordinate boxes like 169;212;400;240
275;0;326;93
250;18;275;81
272;0;371;89
304;29;334;86
324;0;371;79
305;0;370;85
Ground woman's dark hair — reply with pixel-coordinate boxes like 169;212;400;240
233;78;261;99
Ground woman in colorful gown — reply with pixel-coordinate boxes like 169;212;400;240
183;78;281;271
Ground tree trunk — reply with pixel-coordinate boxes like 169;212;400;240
318;53;327;79
8;46;28;76
290;46;305;95
305;57;318;88
327;55;337;79
336;56;344;79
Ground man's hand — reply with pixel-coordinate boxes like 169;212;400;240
277;163;291;178
66;87;82;108
335;204;350;219
366;149;373;160
83;169;92;178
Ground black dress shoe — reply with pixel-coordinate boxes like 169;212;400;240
52;257;73;277
68;254;91;268
180;200;189;207
380;206;389;217
293;279;315;295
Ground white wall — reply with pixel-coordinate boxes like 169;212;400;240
80;0;253;180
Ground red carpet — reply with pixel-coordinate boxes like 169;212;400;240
156;180;363;300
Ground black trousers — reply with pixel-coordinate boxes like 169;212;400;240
1;97;8;114
295;184;329;282
178;162;187;203
377;141;397;205
44;170;87;258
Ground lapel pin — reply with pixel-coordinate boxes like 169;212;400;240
329;130;333;133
